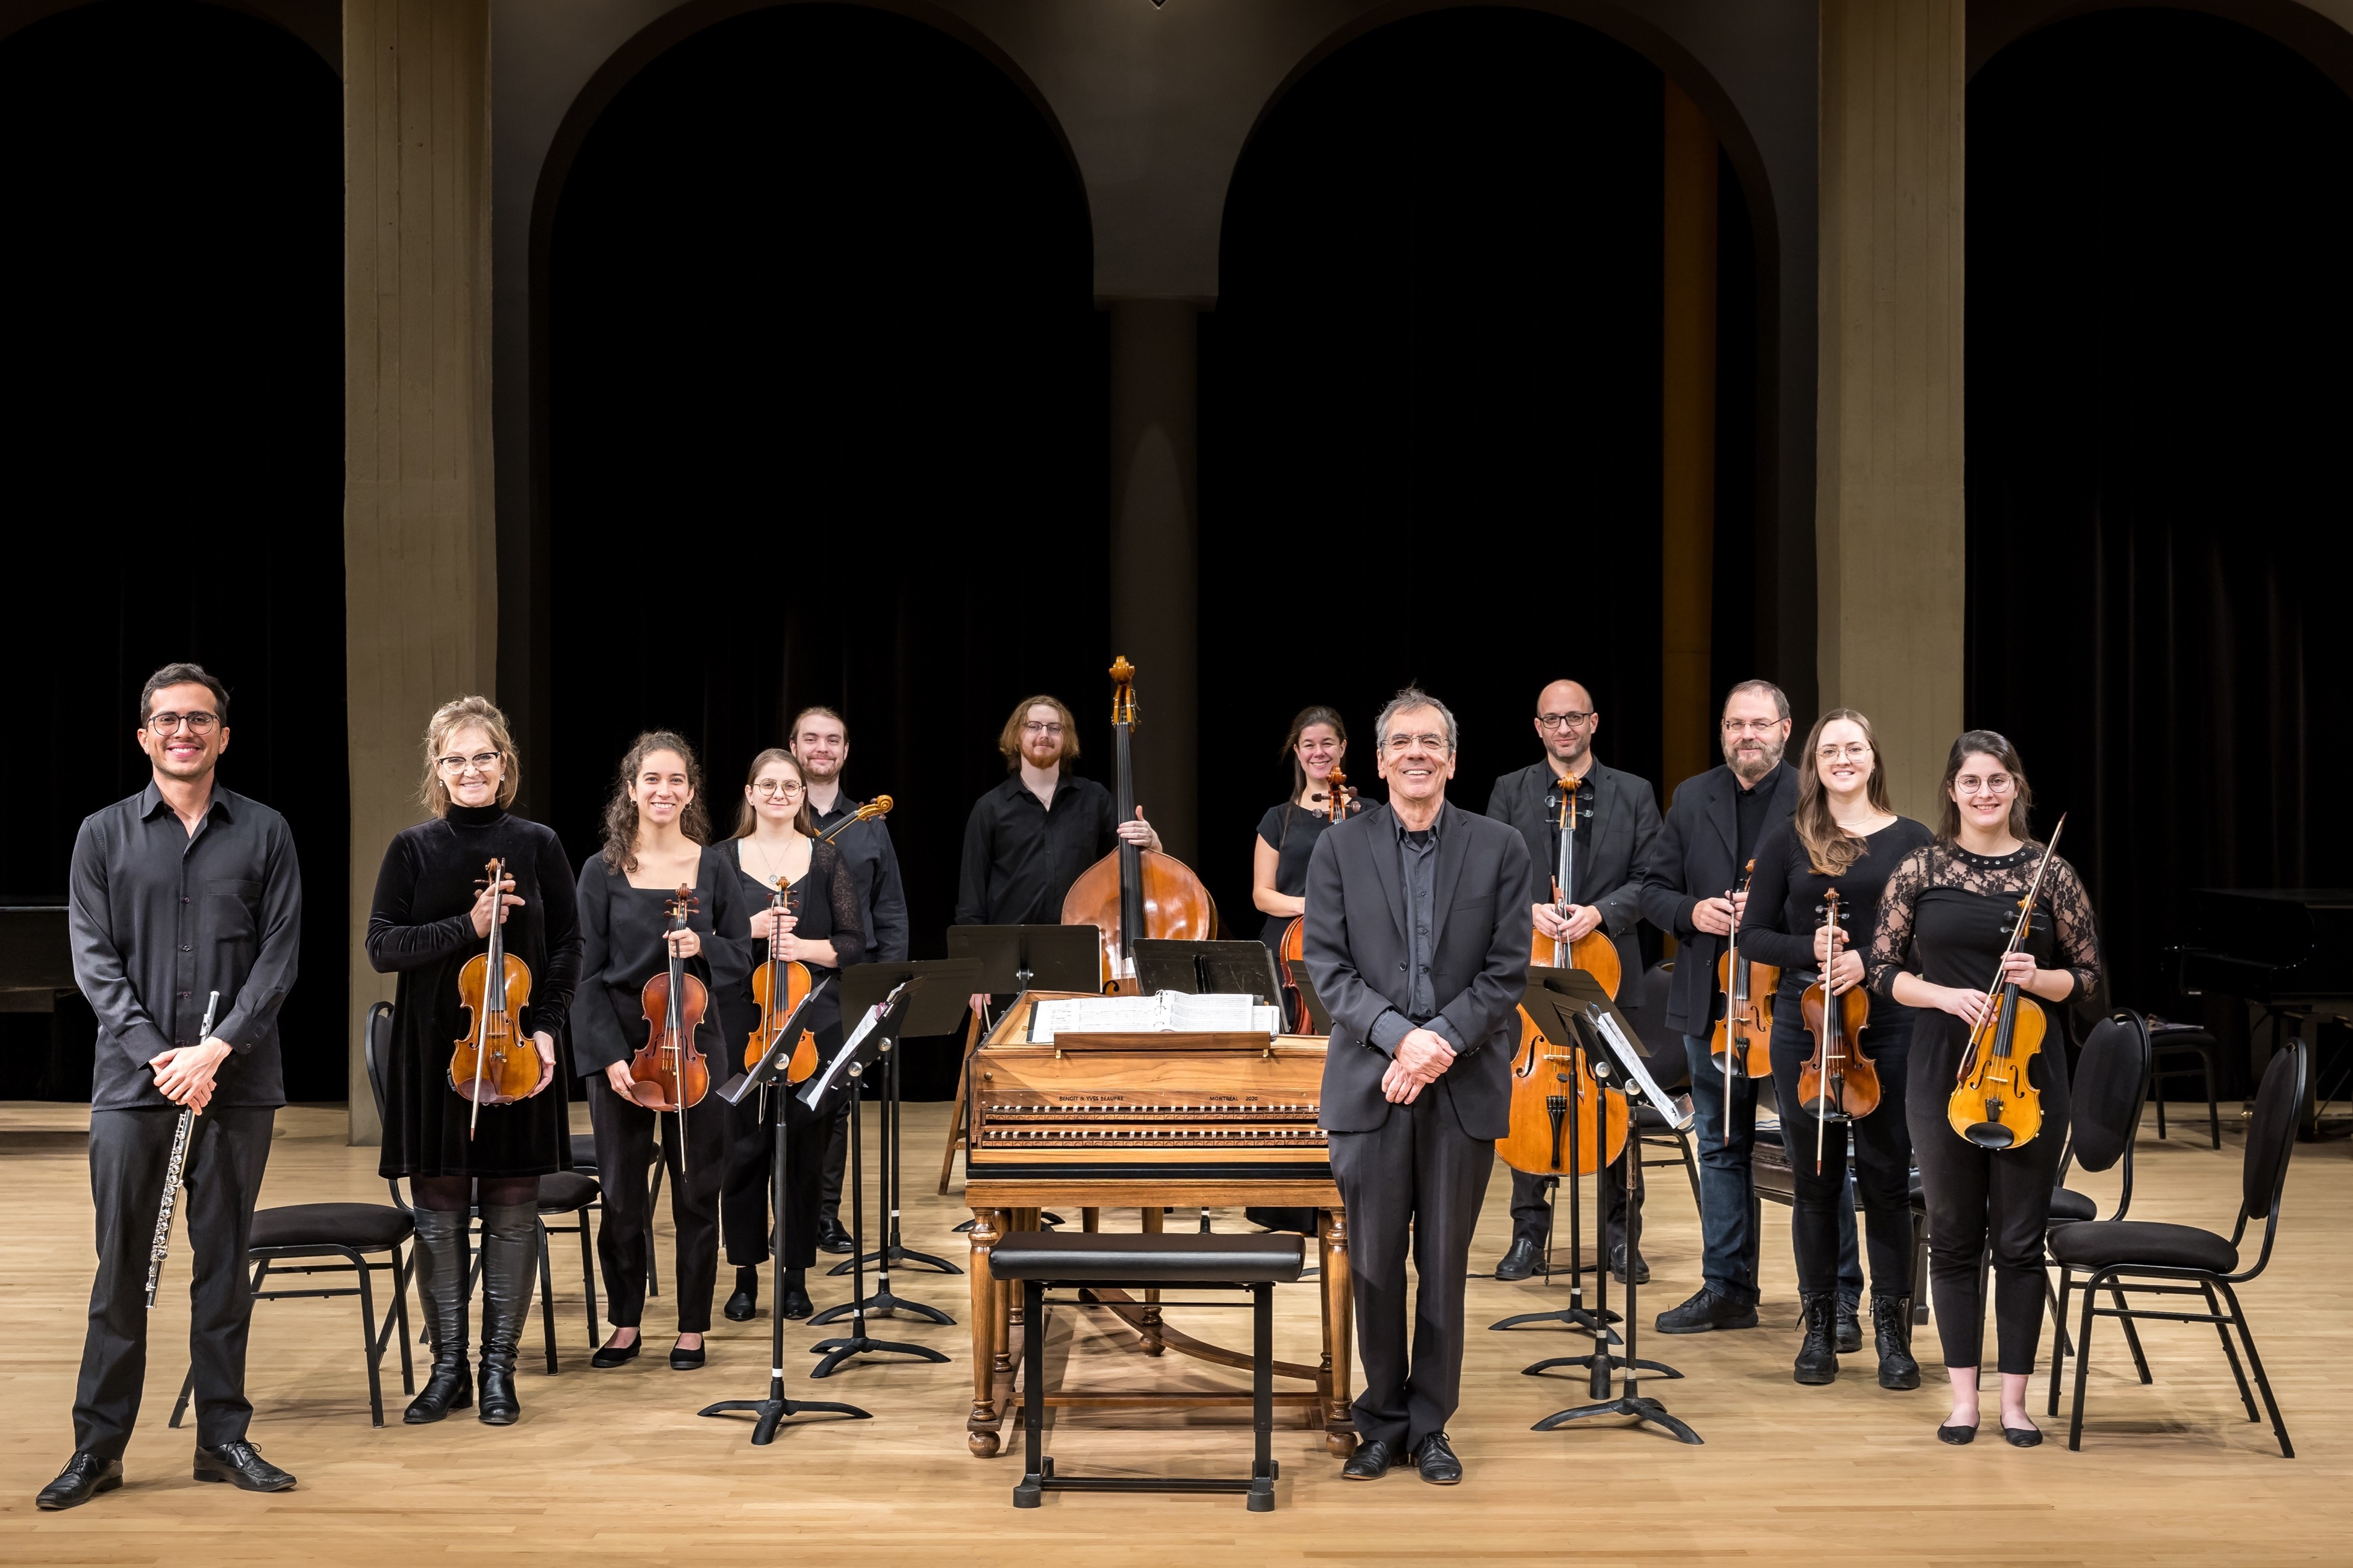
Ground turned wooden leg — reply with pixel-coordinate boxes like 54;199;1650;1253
966;1207;1002;1457
1081;1207;1100;1233
1140;1204;1165;1355
1321;1206;1356;1456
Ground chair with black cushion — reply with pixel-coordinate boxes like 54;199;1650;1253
2043;1012;2152;1393
2049;1039;2306;1457
2145;1016;2223;1149
992;1229;1304;1513
1626;963;1702;1210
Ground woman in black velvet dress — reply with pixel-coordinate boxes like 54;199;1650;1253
367;696;580;1426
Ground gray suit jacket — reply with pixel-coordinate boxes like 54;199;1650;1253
1483;757;1661;986
1303;801;1534;1140
1634;761;1800;1039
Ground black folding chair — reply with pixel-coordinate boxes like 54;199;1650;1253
2043;1013;2151;1384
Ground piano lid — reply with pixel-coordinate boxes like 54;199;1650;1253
2178;889;2353;1005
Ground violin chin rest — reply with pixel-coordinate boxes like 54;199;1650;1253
1964;1122;2016;1149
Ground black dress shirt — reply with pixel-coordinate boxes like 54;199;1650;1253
1734;771;1783;867
810;795;910;962
954;771;1117;926
1366;811;1461;1052
69;781;304;1111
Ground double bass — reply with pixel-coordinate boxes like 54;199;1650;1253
1710;860;1777;1123
630;887;711;1149
1276;765;1355;1027
1061;657;1217;990
1948;815;2067;1151
448;857;538;1137
1796;889;1877;1171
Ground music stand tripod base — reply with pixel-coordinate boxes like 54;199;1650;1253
808;1044;951;1377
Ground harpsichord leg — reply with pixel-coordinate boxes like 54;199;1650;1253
966;1207;1002;1457
1321;1206;1357;1456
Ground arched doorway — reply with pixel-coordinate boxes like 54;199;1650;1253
1967;8;2353;1044
1205;5;1761;939
0;0;346;1099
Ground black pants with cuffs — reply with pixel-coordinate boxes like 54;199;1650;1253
587;1072;726;1334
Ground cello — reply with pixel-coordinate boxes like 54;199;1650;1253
448;857;538;1137
1060;656;1217;990
630;886;711;1168
1534;771;1623;998
1948;814;2067;1151
744;881;819;1084
1276;765;1355;1027
1796;889;1877;1172
1709;860;1777;1125
1499;1008;1628;1179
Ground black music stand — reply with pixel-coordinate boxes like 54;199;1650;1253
1523;977;1702;1445
1132;939;1286;1004
944;923;1102;998
698;979;870;1443
808;979;955;1376
1490;972;1620;1347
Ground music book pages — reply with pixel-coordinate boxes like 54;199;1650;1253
1028;992;1280;1043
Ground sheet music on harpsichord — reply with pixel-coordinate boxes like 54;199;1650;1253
1027;992;1280;1043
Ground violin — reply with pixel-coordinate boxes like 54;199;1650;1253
1949;814;2067;1151
1499;1007;1628;1179
1796;889;1878;1170
1061;657;1218;990
448;857;537;1136
1533;771;1623;999
1277;765;1355;1029
744;882;818;1084
816;794;893;846
630;885;710;1117
1709;860;1776;1116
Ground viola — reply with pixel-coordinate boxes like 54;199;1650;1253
1949;814;2067;1151
745;882;818;1084
816;793;893;846
1710;860;1776;1123
1277;764;1355;1029
1061;656;1217;990
448;857;537;1136
1533;770;1622;999
1796;888;1878;1170
1498;1006;1628;1179
630;885;710;1116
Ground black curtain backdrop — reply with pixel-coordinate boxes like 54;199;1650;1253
1968;10;2353;1080
1207;8;1719;940
0;0;345;1101
548;4;1099;1095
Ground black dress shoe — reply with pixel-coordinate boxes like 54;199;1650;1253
781;1267;813;1320
723;1266;760;1322
670;1340;706;1370
2001;1424;2043;1448
36;1453;121;1510
817;1217;855;1254
1836;1291;1863;1355
1413;1431;1463;1485
1610;1243;1650;1285
592;1335;642;1369
1655;1286;1760;1334
193;1441;295;1492
1340;1438;1395;1480
1937;1421;1978;1445
1493;1236;1541;1281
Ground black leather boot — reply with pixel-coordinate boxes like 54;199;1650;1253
477;1201;537;1426
402;1207;471;1424
1873;1292;1921;1390
1793;1292;1839;1385
1836;1288;1863;1354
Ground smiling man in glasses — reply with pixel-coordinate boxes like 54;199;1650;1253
42;663;304;1510
1302;687;1532;1485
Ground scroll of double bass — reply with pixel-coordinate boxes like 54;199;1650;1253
449;857;537;1136
1948;815;2067;1151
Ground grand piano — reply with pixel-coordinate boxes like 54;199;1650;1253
2172;888;2353;1131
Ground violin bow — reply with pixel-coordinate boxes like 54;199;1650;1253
1970;813;2069;1027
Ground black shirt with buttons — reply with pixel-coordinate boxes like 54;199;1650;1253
954;770;1119;926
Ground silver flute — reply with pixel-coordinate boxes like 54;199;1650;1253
145;989;219;1310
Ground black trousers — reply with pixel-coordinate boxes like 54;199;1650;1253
1906;1018;2069;1375
76;1105;274;1458
1767;1013;1915;1299
1507;1157;1634;1255
818;1095;850;1224
1328;1090;1495;1451
587;1072;726;1334
720;1079;831;1270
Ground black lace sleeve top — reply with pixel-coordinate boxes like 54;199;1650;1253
1866;840;2101;1002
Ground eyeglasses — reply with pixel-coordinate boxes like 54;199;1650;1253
436;751;501;775
146;711;219;735
1384;733;1451;754
752;780;805;799
1535;711;1593;730
1955;773;2016;796
1021;721;1065;737
1816;743;1872;763
1722;717;1782;735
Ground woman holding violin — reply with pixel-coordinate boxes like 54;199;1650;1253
367;696;580;1426
1740;709;1931;1392
717;748;867;1325
1252;706;1362;972
1867;729;2099;1447
573;731;751;1371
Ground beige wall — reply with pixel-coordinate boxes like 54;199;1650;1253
1816;0;1967;823
343;0;498;1142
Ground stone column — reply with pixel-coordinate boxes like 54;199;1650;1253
1661;79;1719;793
1106;300;1199;869
1816;0;1966;819
343;0;498;1142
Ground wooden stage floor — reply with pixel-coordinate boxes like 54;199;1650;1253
2;1096;2346;1565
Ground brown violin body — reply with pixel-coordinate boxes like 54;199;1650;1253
631;886;710;1112
1796;891;1876;1129
1949;985;2046;1149
448;859;538;1122
1709;858;1775;1079
1498;1008;1627;1177
745;885;818;1082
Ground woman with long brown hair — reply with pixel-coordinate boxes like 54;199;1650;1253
366;696;580;1425
1742;708;1932;1392
716;748;866;1323
1869;729;2099;1446
1251;705;1363;967
571;731;751;1371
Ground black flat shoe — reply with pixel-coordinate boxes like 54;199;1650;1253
1413;1431;1463;1485
1937;1422;1978;1445
193;1441;295;1491
592;1336;642;1369
1340;1438;1395;1480
2001;1425;2043;1448
817;1217;855;1255
670;1342;706;1370
723;1267;760;1322
36;1453;121;1510
1493;1237;1540;1281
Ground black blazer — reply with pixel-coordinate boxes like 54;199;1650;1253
1483;757;1662;985
1302;801;1534;1140
1634;761;1799;1039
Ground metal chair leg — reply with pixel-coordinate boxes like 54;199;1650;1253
384;1243;416;1395
2067;1267;2102;1451
2200;1279;2257;1420
1248;1282;1275;1512
2113;1281;2154;1384
578;1213;600;1348
1014;1279;1046;1508
537;1222;559;1375
2217;1281;2292;1459
2202;1054;2220;1149
352;1246;386;1427
2047;1267;2073;1418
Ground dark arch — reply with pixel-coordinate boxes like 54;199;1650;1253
1966;7;2353;1070
1969;0;2353;95
0;0;338;69
0;0;347;1099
